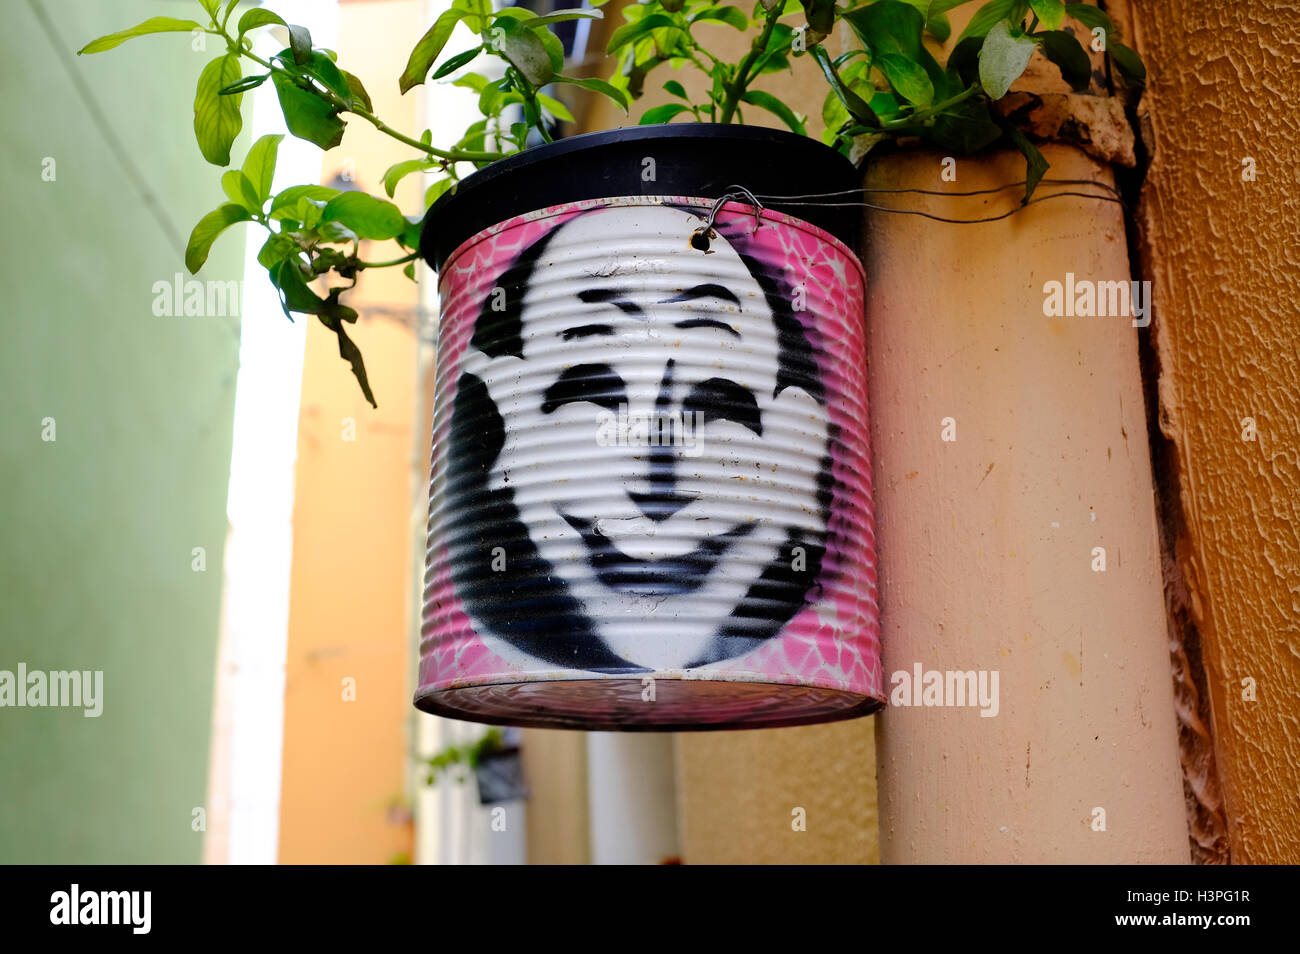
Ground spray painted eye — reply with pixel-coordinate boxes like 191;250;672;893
684;377;762;436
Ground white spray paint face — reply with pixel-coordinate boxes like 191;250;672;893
455;206;831;671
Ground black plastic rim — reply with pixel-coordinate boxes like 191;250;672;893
420;123;861;271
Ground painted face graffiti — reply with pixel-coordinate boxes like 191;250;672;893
443;205;834;671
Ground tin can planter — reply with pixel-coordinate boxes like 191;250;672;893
416;125;882;730
473;728;528;806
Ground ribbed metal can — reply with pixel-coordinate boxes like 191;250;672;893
416;130;881;729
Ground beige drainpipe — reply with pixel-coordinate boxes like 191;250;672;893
866;1;1189;865
866;140;1188;862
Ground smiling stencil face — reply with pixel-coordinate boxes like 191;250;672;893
451;205;831;671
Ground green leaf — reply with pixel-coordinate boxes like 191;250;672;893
947;35;984;86
663;80;689;99
399;216;423;250
272;72;347;149
452;0;493;34
342;71;373;112
956;0;1019;43
927;104;1002;153
278;48;353;105
330;321;377;408
554;75;629;112
537;93;574;122
452;72;489;93
271;258;323;318
199;0;222;18
288;24;313;65
401;9;468;92
317;220;358;244
879;53;934;106
219;74;270;96
432;47;483;80
1028;0;1064;30
1108;40;1146;84
537;26;566;75
1004;124;1048;200
321;192;406;240
822;86;849;132
979;20;1036;98
77;17;201;55
1063;3;1114;34
425;177;457;209
257;232;298;271
321;291;359;325
186;203;251;273
453;119;488;152
799;0;836;35
241;134;283;204
382;158;429;198
194;54;244;166
221;169;261;213
741;90;806;135
1037;30;1092;91
527;9;604;27
844;1;944;91
691;6;748;30
270;185;341;220
639;102;691;124
606;14;675;55
926;12;952;42
489;17;554;86
237;9;286;36
296;197;325;230
811;45;879;126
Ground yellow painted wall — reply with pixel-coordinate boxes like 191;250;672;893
278;0;425;865
676;722;879;864
1124;0;1300;864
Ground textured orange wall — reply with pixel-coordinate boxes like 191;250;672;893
1124;0;1300;863
277;0;424;865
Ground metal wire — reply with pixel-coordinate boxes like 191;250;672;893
730;177;1127;225
756;177;1123;200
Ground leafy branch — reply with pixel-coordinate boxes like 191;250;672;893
78;0;1144;407
424;728;505;785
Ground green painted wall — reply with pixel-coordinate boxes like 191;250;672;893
0;1;246;862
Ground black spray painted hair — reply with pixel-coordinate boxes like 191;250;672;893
447;206;839;670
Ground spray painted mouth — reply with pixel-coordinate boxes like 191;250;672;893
559;512;756;596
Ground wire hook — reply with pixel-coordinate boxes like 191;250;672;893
690;185;765;251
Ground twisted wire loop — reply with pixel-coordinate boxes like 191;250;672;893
690;185;765;249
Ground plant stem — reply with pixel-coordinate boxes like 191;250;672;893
717;5;782;124
514;73;554;144
879;84;982;129
216;28;504;163
359;250;420;268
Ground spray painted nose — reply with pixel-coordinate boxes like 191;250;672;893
628;358;693;523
